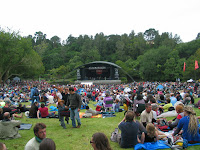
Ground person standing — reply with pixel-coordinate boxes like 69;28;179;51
30;85;40;105
25;123;47;150
66;87;82;128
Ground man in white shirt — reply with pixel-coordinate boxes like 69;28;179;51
140;103;154;127
25;123;46;150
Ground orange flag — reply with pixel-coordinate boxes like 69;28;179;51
195;60;199;70
183;62;186;72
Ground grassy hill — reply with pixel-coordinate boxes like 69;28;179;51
1;98;200;150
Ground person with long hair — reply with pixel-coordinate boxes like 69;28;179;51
29;102;40;119
173;106;200;143
90;132;112;150
39;138;56;150
141;123;159;143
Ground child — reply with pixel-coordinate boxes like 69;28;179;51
141;123;159;143
113;99;120;112
57;99;68;129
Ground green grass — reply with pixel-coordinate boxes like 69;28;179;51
1;99;200;150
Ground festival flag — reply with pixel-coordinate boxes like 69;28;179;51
183;62;186;72
195;60;199;70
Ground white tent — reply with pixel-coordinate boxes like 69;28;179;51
187;79;194;82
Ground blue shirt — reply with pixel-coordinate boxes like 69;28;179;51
177;116;200;142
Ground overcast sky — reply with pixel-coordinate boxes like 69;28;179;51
1;0;200;42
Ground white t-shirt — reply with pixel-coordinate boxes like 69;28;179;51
24;137;40;150
140;110;153;124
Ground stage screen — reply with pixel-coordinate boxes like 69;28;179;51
85;66;110;80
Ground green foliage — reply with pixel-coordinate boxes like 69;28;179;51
0;29;44;83
2;27;200;82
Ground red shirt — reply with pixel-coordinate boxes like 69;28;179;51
39;107;49;117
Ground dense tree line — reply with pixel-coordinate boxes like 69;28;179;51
1;28;200;83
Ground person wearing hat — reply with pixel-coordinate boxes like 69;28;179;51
173;106;200;143
58;98;68;129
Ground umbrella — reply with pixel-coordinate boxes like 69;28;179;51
156;85;164;90
77;88;87;95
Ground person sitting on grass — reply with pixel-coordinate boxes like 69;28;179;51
168;104;184;129
38;103;55;118
173;106;200;144
140;103;155;127
29;102;40;119
0;112;21;140
25;123;47;150
90;132;112;150
113;98;120;112
82;106;100;118
159;98;173;112
140;123;159;143
118;111;139;148
3;100;23;119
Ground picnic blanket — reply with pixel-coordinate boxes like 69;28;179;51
79;112;102;118
134;140;200;150
19;123;32;130
134;140;170;150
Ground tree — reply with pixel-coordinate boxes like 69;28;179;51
50;35;61;48
0;29;44;83
196;33;200;40
33;31;46;45
144;28;159;43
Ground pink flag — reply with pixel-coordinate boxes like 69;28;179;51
195;60;199;70
183;62;186;72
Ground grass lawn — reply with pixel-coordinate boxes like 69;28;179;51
1;98;200;150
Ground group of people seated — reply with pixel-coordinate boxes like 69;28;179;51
116;102;200;149
1;80;200;150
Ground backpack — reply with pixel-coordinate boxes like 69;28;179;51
33;88;39;96
110;128;120;143
167;135;187;149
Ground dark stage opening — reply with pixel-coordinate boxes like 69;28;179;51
85;67;110;80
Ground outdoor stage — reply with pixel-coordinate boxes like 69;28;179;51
75;80;121;85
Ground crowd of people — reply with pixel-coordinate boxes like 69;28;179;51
0;80;200;149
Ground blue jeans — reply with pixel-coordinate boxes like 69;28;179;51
92;96;95;101
70;108;81;128
59;116;66;129
31;96;40;105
